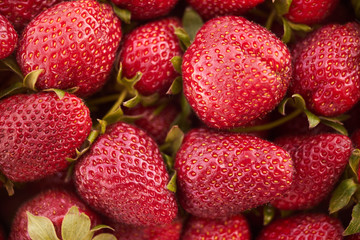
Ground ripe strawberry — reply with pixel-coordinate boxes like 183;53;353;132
271;133;352;210
174;128;294;219
0;0;63;30
16;0;122;97
74;122;178;226
120;18;182;96
110;0;178;21
257;213;344;239
0;14;17;59
182;16;292;129
186;0;265;20
285;0;340;25
0;91;92;182
182;215;251;240
290;22;360;117
9;188;101;240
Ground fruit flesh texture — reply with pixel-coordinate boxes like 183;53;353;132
0;14;17;59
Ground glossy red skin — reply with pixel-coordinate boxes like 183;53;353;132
257;213;343;239
0;92;92;182
9;188;101;240
285;0;339;25
271;133;352;210
0;14;17;59
182;16;292;129
17;0;122;97
110;0;178;21
182;215;251;240
186;0;264;20
174;128;294;219
0;0;63;30
120;18;182;96
74;122;178;226
291;22;360;117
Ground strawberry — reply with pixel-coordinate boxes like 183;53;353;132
0;91;92;182
174;128;294;219
0;14;17;59
271;133;352;210
182;215;251;240
119;18;182;96
346;233;360;240
257;213;344;239
16;0;122;97
9;188;101;240
290;22;360;117
285;0;340;25
182;16;292;129
110;0;178;21
186;0;265;20
0;0;63;30
74;121;178;226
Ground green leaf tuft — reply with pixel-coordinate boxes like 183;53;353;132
273;0;293;16
0;56;23;78
171;56;182;74
61;206;92;240
167;76;183;95
263;205;275;226
174;27;191;51
329;178;358;214
344;202;360;236
350;149;360;179
166;171;177;193
27;212;60;240
23;69;44;92
0;82;24;100
110;3;131;24
182;7;203;42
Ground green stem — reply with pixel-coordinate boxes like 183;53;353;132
102;90;127;119
230;108;303;133
265;8;277;30
86;94;120;106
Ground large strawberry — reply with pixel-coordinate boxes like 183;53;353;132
290;22;360;117
174;128;294;219
257;213;344;239
74;122;178;226
182;16;292;129
182;215;251;240
0;0;63;30
0;91;92;182
110;0;178;21
119;18;182;96
271;133;352;210
0;14;17;59
9;188;101;240
186;0;265;20
16;0;122;97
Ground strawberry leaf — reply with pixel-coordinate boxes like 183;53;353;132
352;0;360;19
171;56;182;74
321;120;348;136
44;88;66;99
329;178;358;214
167;76;183;95
263;205;275;226
162;153;174;170
162;125;185;156
0;82;24;100
350;149;360;179
92;233;117;240
281;17;292;43
166;171;177;193
273;0;293;16
61;206;93;240
174;27;191;51
23;69;44;92
0;56;23;78
344;202;360;236
182;7;203;42
110;2;131;24
287;21;312;32
0;173;14;196
27;212;60;240
303;110;320;128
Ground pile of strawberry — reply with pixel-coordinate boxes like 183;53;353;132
0;0;360;239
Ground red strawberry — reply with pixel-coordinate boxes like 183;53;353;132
120;18;182;96
271;133;352;210
16;0;122;97
174;128;294;219
74;122;178;226
186;0;265;20
9;188;101;240
0;14;17;59
182;16;292;129
182;215;251;240
257;213;344;239
346;233;360;240
0;91;92;182
110;0;178;21
285;0;340;25
290;22;360;117
0;0;63;30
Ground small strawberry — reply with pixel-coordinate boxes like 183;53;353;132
285;0;340;25
110;0;178;21
0;14;17;59
290;22;360;117
16;0;122;97
257;213;344;239
0;91;92;182
74;122;178;226
119;18;182;96
182;215;251;240
182;16;292;129
186;0;265;20
271;133;352;210
174;128;294;219
0;0;64;30
9;188;101;240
